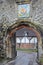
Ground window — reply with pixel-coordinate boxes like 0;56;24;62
16;37;37;44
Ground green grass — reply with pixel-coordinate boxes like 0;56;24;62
0;57;11;63
39;58;43;65
39;55;43;64
0;57;5;62
40;58;43;63
16;48;37;53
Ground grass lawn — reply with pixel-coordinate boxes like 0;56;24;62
16;48;37;53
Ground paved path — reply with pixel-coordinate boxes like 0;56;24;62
0;63;3;65
6;51;38;65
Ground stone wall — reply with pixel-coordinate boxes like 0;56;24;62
0;0;17;25
31;0;43;24
0;0;43;25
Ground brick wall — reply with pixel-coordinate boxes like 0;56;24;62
16;43;35;49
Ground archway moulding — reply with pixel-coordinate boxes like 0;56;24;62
8;20;41;37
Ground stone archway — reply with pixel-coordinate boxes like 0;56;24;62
6;21;42;59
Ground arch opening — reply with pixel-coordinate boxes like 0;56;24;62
6;22;42;59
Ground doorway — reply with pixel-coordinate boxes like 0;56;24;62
6;22;42;60
16;27;38;50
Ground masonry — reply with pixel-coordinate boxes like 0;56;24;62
16;43;35;49
0;0;43;60
5;21;42;59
